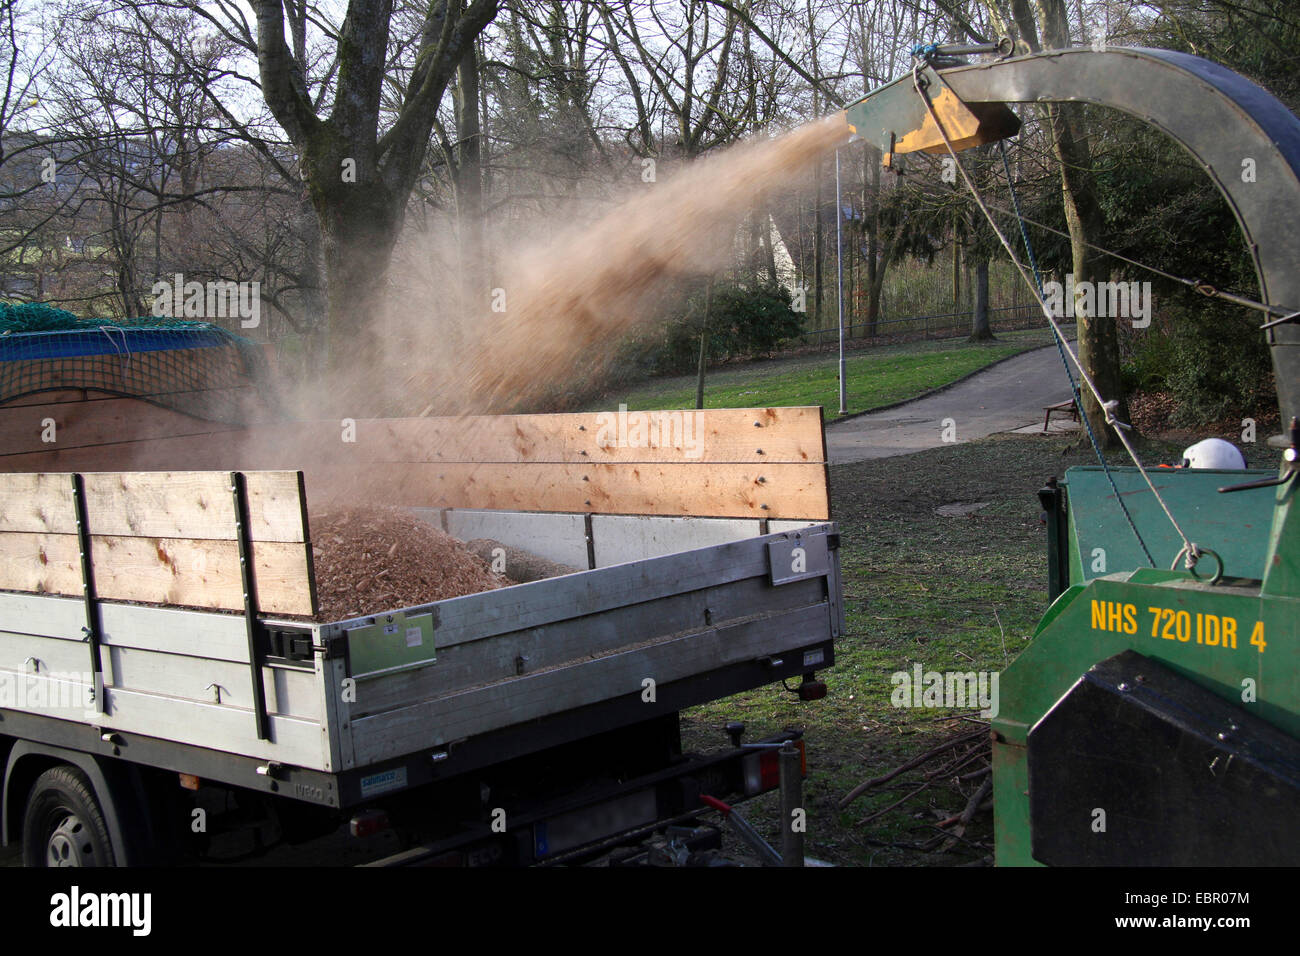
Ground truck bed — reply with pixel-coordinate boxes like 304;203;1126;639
0;406;839;812
0;511;841;807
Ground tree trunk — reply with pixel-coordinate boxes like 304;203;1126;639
951;232;961;323
454;40;485;314
296;192;329;376
316;187;402;394
1052;105;1128;441
248;0;500;398
865;211;899;341
970;259;993;340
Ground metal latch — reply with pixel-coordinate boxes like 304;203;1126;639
767;533;830;585
262;626;318;664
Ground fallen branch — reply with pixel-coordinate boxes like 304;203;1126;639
854;779;935;827
925;745;990;781
840;728;984;808
936;777;993;853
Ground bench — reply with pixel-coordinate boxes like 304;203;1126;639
1043;398;1080;432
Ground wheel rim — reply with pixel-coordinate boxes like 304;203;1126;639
45;813;95;866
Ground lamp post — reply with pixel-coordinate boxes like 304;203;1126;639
835;148;846;416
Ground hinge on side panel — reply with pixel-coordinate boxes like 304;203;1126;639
826;532;841;550
319;635;348;661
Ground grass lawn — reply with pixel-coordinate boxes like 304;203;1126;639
584;327;1064;421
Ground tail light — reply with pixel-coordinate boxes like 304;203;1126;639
742;739;806;796
350;809;390;838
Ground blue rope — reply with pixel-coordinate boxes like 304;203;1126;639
997;139;1156;567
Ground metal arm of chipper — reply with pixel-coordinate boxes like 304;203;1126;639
837;46;1300;447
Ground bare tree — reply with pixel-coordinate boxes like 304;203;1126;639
167;0;503;372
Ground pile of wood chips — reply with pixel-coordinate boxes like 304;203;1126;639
310;506;512;620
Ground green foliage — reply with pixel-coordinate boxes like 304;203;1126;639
1164;306;1274;424
654;281;805;375
1143;0;1300;112
1120;317;1177;394
1125;299;1273;424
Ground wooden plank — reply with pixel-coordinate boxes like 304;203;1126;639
1;403;827;519
0;532;314;616
313;461;828;520
83;471;308;542
0;433;242;473
274;407;826;464
0;471;308;542
1;441;831;521
0;473;76;533
0;392;253;457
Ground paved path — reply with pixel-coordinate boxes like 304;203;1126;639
825;343;1079;464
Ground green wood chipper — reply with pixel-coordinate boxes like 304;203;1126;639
839;44;1299;865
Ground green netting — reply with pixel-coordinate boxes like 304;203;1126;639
0;302;278;424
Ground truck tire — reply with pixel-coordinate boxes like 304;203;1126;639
22;766;117;867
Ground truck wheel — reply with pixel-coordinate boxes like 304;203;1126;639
22;766;117;867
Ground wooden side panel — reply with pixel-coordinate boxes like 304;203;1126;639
0;470;315;616
317;407;829;518
325;406;826;464
0;391;261;458
0;471;306;541
0;532;313;616
315;461;828;520
2;405;829;519
80;471;307;542
0;433;240;473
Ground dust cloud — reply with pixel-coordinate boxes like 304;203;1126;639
366;114;849;417
45;116;849;491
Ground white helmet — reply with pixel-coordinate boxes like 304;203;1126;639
1182;438;1246;470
